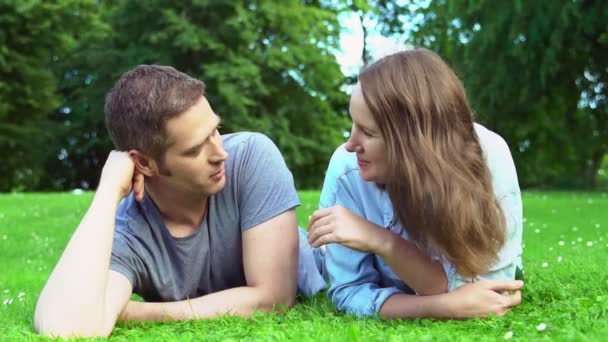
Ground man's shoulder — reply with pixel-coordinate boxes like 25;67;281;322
115;193;146;235
222;132;276;155
222;132;286;176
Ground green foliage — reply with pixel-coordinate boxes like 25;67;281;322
402;0;608;188
0;0;105;191
39;0;350;191
1;191;607;340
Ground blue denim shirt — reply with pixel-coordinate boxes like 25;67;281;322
321;123;523;317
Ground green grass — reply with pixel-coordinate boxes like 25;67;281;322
1;191;607;341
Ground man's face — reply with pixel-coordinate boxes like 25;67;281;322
345;82;389;184
157;97;229;196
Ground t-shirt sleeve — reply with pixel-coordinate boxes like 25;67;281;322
235;133;301;231
109;217;145;292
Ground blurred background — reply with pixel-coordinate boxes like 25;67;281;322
0;0;606;192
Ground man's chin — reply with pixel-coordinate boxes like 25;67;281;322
206;178;226;194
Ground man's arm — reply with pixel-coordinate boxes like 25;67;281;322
119;209;298;321
34;152;140;337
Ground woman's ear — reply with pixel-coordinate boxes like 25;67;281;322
128;150;157;177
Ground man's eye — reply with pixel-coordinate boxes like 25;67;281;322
186;148;200;156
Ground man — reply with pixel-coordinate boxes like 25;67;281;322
33;65;326;338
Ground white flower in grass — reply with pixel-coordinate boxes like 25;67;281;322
542;262;549;268
504;331;513;339
534;228;540;233
596;223;601;228
557;256;563;263
577;237;583;242
572;226;579;231
558;241;565;246
536;323;547;331
587;241;593;247
18;292;25;299
2;290;8;294
549;247;554;251
3;298;13;305
1;235;6;240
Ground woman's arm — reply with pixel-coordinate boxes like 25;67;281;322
308;205;447;295
379;279;523;319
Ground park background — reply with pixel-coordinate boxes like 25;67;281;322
1;0;607;192
1;0;607;341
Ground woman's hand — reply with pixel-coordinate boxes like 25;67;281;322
307;205;389;254
446;279;523;318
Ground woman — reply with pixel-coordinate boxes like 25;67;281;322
307;48;524;319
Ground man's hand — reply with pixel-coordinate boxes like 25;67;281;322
98;151;145;202
447;279;523;319
307;205;387;254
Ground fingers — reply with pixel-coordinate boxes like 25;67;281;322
308;214;332;235
308;208;333;229
308;224;335;247
310;232;338;248
505;290;522;308
495;306;513;317
133;173;145;202
492;289;521;317
480;279;524;292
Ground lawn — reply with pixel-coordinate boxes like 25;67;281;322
1;191;607;341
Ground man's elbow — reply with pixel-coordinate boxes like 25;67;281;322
33;307;112;338
256;288;296;313
34;323;111;339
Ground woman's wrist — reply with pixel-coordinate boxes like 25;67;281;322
373;226;398;258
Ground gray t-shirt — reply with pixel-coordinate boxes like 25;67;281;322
110;132;301;302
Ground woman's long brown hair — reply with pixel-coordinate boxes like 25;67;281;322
359;48;505;277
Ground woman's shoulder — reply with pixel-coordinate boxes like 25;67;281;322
473;123;520;195
473;123;510;155
326;144;360;178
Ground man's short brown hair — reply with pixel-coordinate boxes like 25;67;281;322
105;65;205;159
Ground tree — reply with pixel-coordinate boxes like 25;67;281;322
405;0;608;188
42;0;350;190
0;0;105;191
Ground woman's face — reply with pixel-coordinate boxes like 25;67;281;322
345;82;389;184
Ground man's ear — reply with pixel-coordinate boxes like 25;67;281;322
128;150;157;177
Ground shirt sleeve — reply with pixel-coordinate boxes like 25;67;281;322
448;133;524;291
235;133;301;231
322;147;402;317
